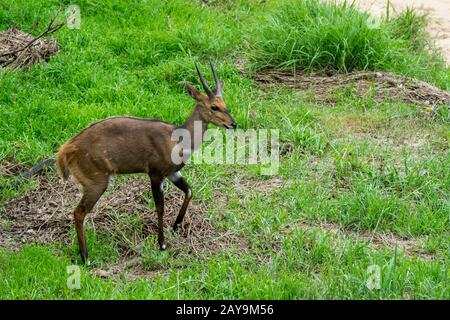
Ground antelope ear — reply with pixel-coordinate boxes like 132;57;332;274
185;82;204;101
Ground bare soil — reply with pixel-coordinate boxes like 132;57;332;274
0;174;247;258
0;169;285;278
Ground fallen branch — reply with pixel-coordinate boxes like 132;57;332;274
0;8;65;69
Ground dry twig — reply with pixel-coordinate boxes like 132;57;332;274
0;8;65;70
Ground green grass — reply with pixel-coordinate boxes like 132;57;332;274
248;0;449;89
0;0;449;299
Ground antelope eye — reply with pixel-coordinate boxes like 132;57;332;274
211;106;220;111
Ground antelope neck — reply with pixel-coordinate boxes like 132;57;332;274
183;105;209;148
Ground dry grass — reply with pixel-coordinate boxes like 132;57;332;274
0;174;248;259
0;27;60;70
0;159;30;176
254;69;450;107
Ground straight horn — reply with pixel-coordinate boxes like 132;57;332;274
195;63;214;99
209;61;222;97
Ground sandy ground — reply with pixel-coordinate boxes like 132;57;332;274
345;0;450;63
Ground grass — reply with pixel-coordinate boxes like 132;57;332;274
0;0;449;299
248;0;449;89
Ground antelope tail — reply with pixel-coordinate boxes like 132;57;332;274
56;143;76;180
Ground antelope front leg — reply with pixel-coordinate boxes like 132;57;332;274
150;175;166;250
168;171;192;231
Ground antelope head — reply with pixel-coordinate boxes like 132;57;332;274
185;62;237;130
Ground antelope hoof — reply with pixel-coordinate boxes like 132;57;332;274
80;253;89;265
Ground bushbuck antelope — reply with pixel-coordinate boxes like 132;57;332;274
57;63;236;263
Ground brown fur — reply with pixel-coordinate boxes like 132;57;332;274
57;117;177;185
58;71;236;263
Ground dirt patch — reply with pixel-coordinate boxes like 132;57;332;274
334;115;430;151
254;70;450;107
326;112;448;165
211;174;286;210
352;132;430;157
0;174;247;277
234;175;284;197
285;220;435;260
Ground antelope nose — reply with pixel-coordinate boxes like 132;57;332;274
231;122;237;129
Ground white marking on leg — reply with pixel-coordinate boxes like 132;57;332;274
168;171;182;182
